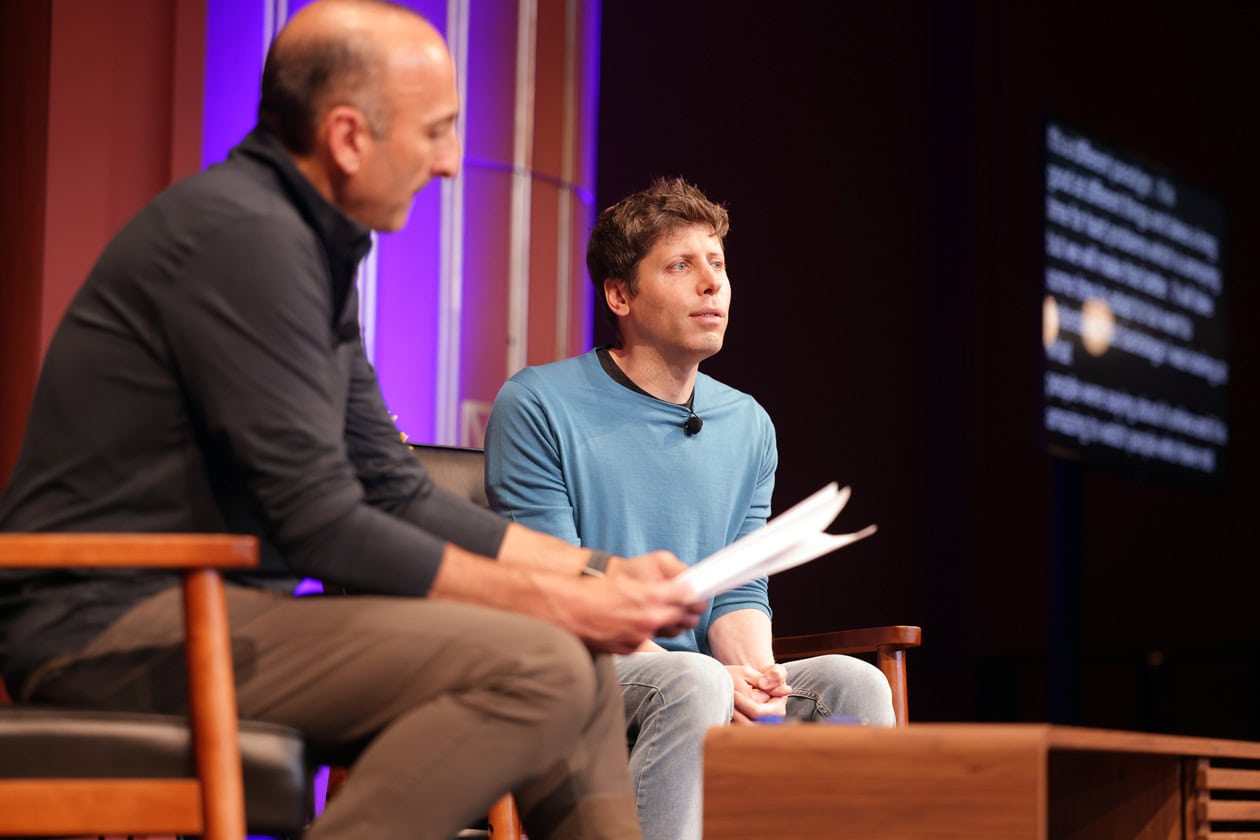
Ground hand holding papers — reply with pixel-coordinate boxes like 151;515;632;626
676;483;877;600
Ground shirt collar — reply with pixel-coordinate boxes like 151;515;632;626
594;346;695;411
230;128;374;302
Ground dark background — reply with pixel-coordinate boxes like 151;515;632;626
595;1;1260;736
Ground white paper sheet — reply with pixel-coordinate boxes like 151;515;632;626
676;483;877;600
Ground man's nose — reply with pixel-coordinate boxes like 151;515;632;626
434;132;462;178
697;263;723;294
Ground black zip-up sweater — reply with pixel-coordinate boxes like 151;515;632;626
0;128;506;691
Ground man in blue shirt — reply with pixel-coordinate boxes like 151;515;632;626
485;178;895;840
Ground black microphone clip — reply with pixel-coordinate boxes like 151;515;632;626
683;412;703;436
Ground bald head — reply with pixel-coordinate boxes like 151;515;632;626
258;0;461;231
258;0;447;155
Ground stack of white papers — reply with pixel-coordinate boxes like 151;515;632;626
676;483;877;600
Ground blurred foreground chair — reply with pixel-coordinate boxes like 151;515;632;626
414;443;522;838
320;444;522;839
0;534;311;840
410;441;923;719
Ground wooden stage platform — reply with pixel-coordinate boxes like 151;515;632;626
705;723;1260;839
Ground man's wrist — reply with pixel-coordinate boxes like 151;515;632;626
582;549;612;577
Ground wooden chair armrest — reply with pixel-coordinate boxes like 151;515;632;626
774;625;922;726
0;534;258;569
773;625;921;660
0;532;256;840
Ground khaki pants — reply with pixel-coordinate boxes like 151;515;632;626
26;586;640;840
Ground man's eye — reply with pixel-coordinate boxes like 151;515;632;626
671;261;688;271
427;119;456;140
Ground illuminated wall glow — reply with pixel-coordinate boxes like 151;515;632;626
507;0;538;378
202;0;599;447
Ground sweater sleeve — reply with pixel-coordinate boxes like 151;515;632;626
343;339;507;559
158;218;490;595
484;377;582;545
710;407;778;623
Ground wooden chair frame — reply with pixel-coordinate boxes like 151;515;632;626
774;625;922;725
0;534;257;840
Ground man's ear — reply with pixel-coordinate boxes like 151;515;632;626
324;105;370;176
604;278;631;317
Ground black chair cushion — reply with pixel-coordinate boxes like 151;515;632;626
0;706;310;833
410;444;488;508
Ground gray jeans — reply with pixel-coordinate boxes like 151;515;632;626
616;650;895;840
26;586;641;840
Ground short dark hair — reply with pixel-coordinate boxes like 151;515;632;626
586;177;729;329
257;1;409;153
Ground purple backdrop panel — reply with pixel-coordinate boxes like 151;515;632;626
460;166;514;410
201;0;266;168
374;187;443;443
370;0;448;443
464;0;518;164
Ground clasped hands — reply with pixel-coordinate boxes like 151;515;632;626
726;663;790;723
582;554;791;719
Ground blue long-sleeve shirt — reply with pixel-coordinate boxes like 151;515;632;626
485;350;777;655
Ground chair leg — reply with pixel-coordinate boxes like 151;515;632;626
877;645;909;725
487;794;522;839
330;765;517;839
324;766;349;805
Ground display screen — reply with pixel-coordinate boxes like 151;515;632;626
1042;121;1228;485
